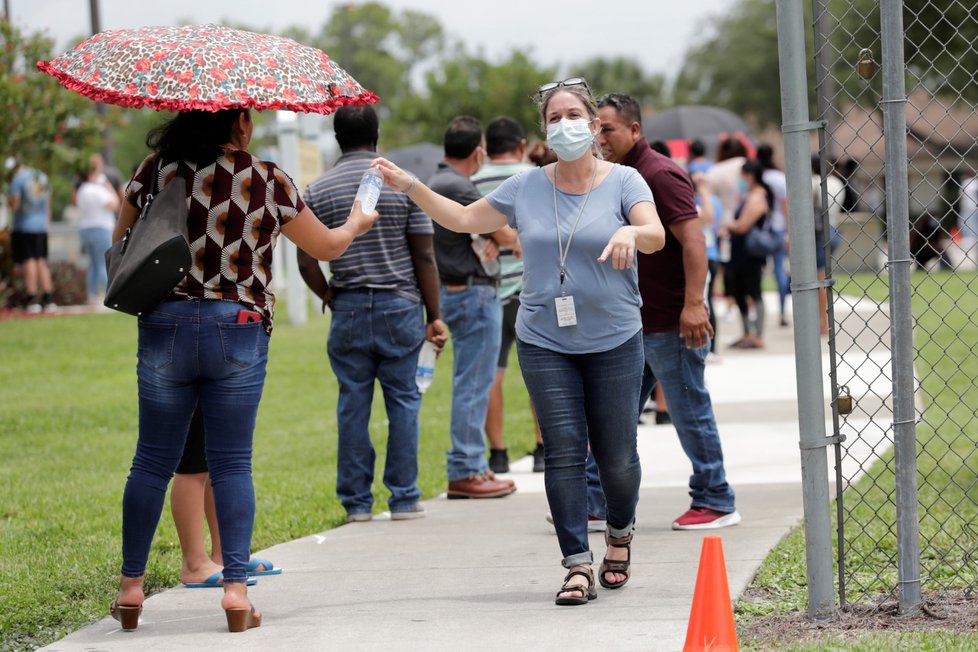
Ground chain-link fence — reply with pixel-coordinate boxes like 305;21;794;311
810;0;978;609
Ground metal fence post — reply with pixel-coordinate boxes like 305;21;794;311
775;0;836;620
879;0;921;615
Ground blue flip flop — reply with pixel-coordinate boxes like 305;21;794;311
183;572;257;588
246;558;283;577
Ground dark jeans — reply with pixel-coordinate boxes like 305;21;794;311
122;299;268;583
639;331;735;513
327;289;425;515
517;332;643;567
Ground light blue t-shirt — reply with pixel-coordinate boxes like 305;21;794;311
9;167;50;233
486;164;654;354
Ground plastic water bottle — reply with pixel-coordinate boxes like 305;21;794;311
471;235;501;277
415;340;437;394
354;167;384;215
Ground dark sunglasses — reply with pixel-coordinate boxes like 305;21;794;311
537;77;591;98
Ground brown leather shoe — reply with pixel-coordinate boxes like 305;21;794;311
447;472;516;499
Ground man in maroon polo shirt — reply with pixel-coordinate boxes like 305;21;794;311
595;92;740;530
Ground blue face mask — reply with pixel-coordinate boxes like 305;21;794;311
547;118;594;161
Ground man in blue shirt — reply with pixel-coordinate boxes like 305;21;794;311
298;105;447;522
7;163;56;313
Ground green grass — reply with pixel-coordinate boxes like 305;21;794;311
739;270;978;649
0;308;537;651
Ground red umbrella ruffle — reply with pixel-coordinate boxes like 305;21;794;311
36;24;379;114
37;60;378;114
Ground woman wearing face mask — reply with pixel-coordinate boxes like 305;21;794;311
372;78;665;606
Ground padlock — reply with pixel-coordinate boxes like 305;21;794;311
837;385;853;415
857;48;877;80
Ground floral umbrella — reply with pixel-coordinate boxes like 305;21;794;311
37;23;378;114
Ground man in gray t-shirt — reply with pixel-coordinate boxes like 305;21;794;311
298;106;446;522
428;116;515;499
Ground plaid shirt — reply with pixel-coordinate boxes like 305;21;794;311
126;150;305;330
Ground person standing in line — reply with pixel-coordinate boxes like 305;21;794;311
7;162;56;313
425;116;517;500
372;78;666;605
298;105;447;521
110;108;377;632
76;159;120;305
596;92;741;531
690;170;723;358
721;160;773;349
756;144;790;327
470;116;545;474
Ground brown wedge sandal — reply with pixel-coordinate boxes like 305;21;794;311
109;600;142;631
555;566;597;606
225;604;262;632
598;531;632;589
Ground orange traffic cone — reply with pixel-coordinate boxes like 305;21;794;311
683;536;739;652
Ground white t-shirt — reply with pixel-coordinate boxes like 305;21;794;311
812;173;845;227
960;175;978;241
76;181;117;231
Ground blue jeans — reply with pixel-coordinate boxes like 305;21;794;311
122;299;268;583
771;230;789;315
639;331;736;513
327;289;425;515
518;332;643;567
440;284;501;481
79;226;111;299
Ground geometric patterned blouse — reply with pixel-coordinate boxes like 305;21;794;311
125;149;306;331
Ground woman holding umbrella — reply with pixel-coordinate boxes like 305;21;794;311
373;79;665;605
39;24;380;633
112;109;375;632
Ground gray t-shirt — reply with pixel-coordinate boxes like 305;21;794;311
486;165;653;354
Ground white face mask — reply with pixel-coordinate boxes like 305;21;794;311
547;118;594;161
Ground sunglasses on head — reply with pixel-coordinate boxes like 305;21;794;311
537;77;591;98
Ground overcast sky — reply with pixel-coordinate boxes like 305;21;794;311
14;0;731;78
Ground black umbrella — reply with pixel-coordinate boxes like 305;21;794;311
384;142;442;183
642;106;753;154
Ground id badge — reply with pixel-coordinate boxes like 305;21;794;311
555;295;577;327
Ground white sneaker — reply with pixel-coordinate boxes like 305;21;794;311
26;303;42;314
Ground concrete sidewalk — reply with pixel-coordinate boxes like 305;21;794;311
43;294;830;652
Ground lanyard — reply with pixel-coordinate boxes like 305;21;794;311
553;160;598;296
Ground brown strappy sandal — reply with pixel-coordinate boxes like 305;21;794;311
554;566;597;606
225;603;262;632
109;600;142;631
599;531;633;589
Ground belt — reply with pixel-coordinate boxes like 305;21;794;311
440;275;498;288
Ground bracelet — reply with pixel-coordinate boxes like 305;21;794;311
404;175;417;194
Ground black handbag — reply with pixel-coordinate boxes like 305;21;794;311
744;223;781;258
104;159;191;316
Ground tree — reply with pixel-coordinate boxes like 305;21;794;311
386;48;555;146
0;21;104;213
671;0;793;128
571;56;668;110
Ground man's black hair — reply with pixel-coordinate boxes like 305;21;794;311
689;139;706;158
334;105;379;152
444;116;483;159
596;92;642;127
756;143;776;170
649;140;672;157
485;116;525;157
